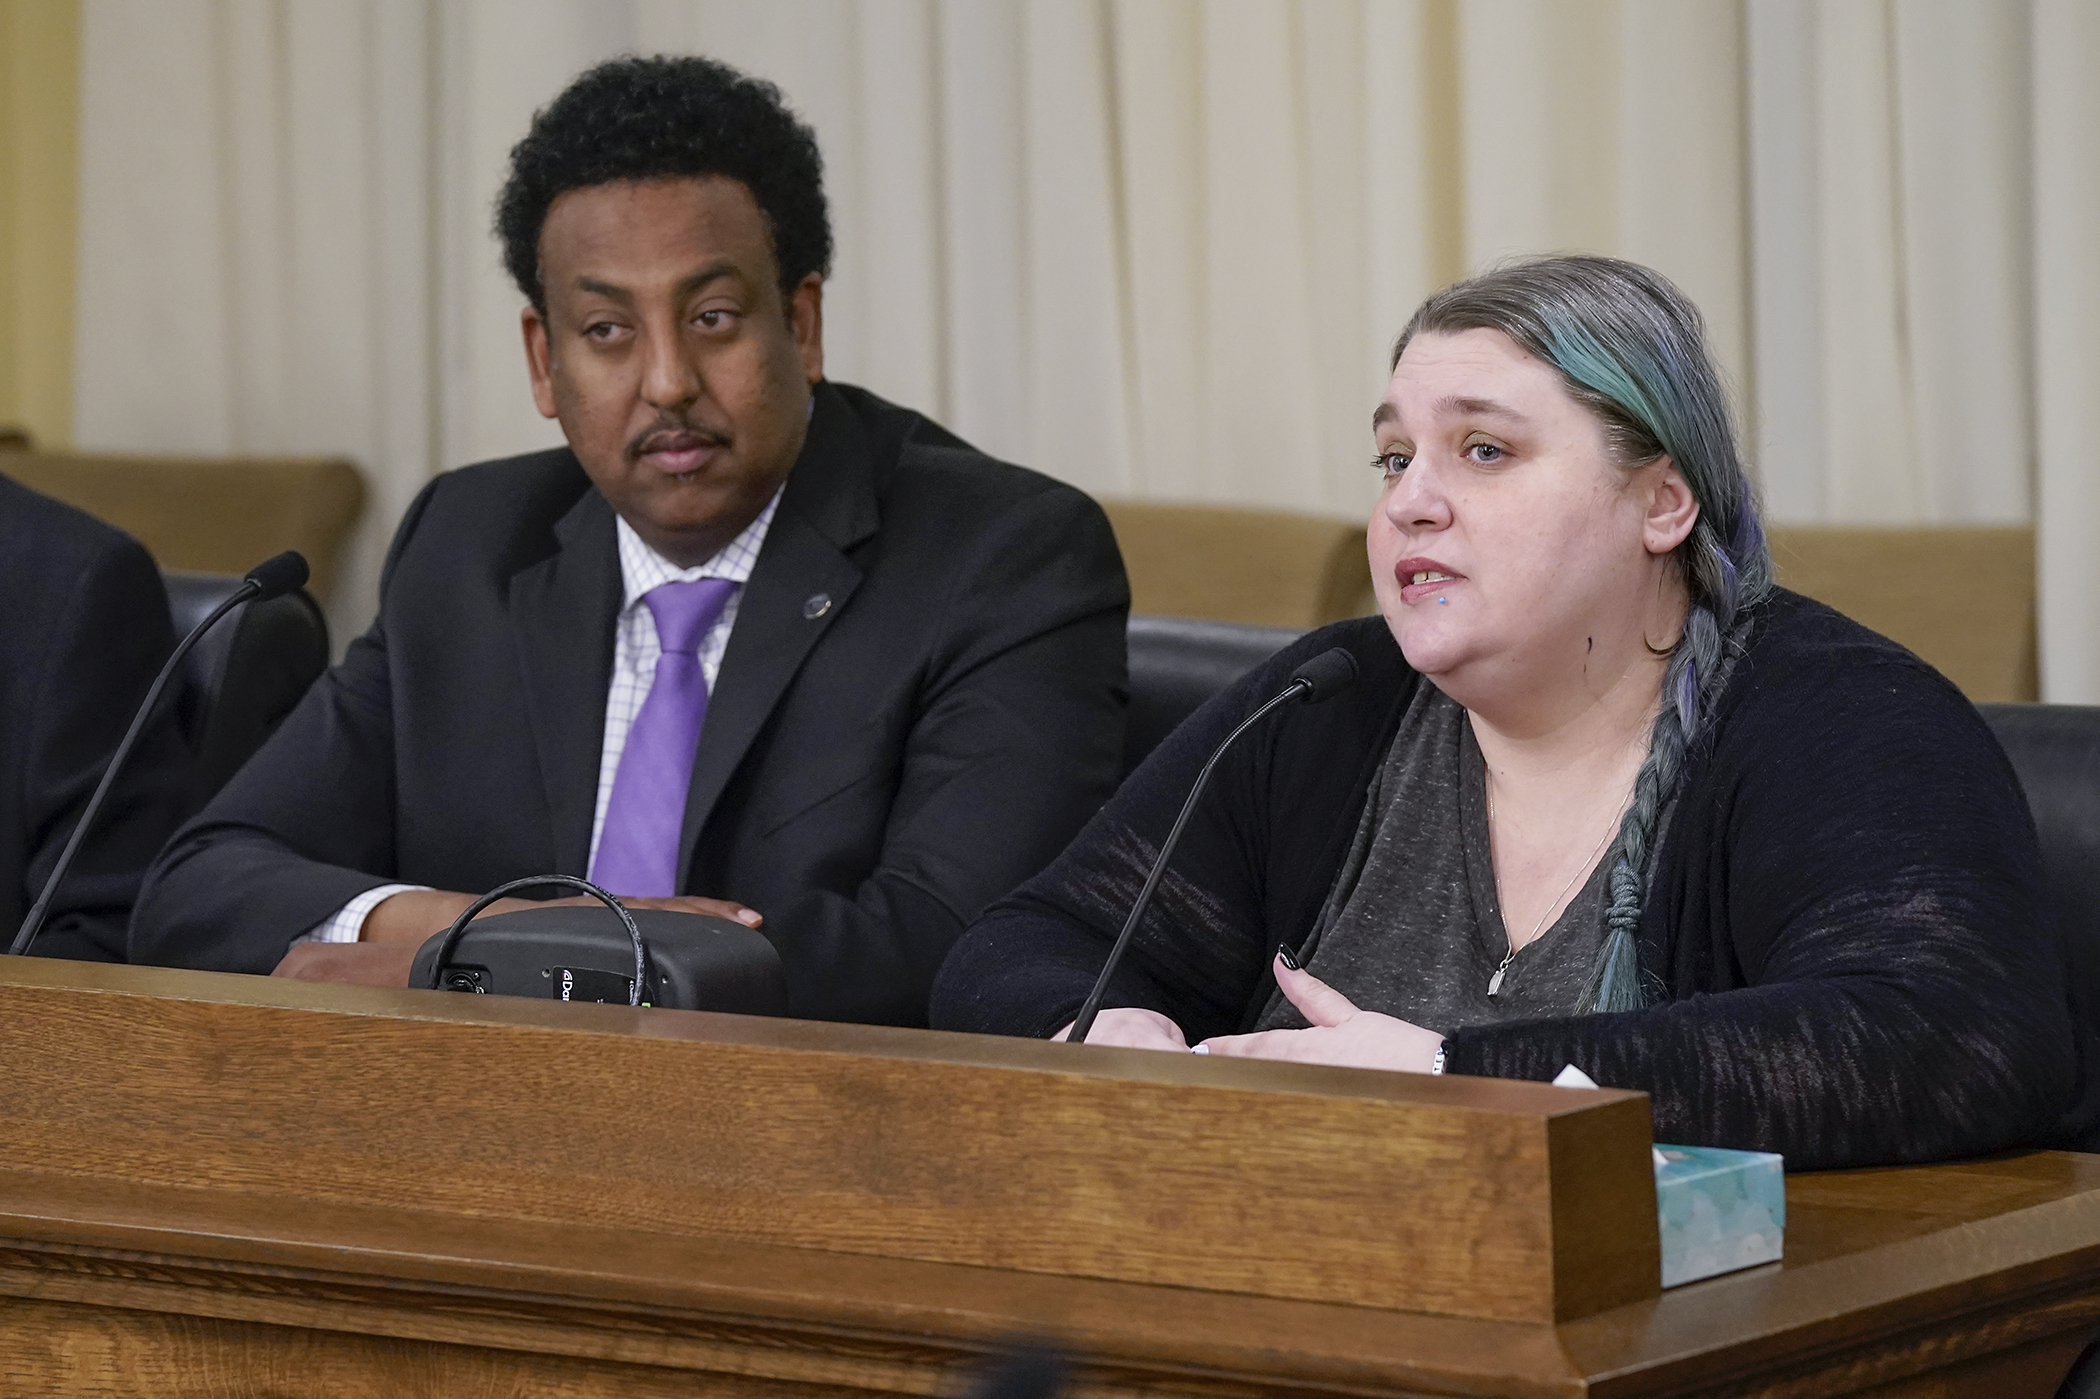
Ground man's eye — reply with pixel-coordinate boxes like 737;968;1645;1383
696;309;737;330
1373;451;1410;476
1465;442;1504;463
583;321;622;341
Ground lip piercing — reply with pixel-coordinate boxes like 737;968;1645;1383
1438;597;1448;605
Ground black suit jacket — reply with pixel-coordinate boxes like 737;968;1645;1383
132;383;1129;1024
0;472;189;962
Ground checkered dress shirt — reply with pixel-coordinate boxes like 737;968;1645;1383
302;489;782;943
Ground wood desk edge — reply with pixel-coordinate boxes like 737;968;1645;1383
0;957;1636;1118
5;1159;2100;1397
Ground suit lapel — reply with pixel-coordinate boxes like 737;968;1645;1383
676;385;880;881
509;486;622;876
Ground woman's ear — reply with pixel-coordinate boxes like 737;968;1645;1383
1641;456;1701;556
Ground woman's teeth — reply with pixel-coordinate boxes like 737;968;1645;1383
1410;571;1456;585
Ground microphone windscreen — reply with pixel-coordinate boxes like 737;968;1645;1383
244;550;310;601
964;1348;1067;1399
1290;646;1358;702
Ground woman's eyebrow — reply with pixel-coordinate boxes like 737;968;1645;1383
1372;396;1531;433
1437;395;1528;423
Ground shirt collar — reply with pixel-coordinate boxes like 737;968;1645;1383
613;485;783;611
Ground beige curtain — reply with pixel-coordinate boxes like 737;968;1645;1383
646;0;1749;521
74;0;434;645
2033;0;2100;703
1747;0;2033;525
72;0;2100;696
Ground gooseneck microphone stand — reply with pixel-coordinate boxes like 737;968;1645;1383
1063;646;1357;1043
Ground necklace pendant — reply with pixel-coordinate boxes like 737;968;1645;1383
1487;966;1506;997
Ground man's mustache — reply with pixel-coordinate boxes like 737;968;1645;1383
626;418;732;463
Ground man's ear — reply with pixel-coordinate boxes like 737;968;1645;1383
522;304;559;420
789;273;824;385
1642;456;1701;556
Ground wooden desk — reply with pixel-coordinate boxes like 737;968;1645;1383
2;961;2097;1397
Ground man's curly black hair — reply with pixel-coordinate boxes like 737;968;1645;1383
496;54;832;313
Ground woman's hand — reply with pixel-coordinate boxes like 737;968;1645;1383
1055;1007;1190;1051
1198;952;1444;1071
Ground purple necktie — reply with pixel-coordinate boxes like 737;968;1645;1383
590;577;738;896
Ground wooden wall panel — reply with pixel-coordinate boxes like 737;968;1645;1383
0;1298;902;1399
0;0;78;447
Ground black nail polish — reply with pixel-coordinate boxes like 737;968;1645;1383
1276;943;1301;971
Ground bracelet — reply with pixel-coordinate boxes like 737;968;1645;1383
1430;1043;1447;1075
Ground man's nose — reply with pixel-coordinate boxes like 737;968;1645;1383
639;320;700;408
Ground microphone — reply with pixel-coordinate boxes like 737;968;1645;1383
8;551;310;957
1064;645;1358;1043
243;549;310;602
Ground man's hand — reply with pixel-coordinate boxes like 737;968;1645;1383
272;942;419;986
357;888;763;946
1054;1007;1189;1050
271;888;768;986
586;894;764;927
1197;952;1444;1071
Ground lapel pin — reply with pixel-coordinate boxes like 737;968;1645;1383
801;592;832;620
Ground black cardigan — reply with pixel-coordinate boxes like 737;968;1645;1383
931;591;2100;1169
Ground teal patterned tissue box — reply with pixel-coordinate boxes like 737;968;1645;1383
1654;1144;1785;1287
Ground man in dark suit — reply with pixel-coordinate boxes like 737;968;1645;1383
130;55;1128;1025
1;472;191;963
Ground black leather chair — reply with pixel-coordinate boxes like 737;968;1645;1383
162;571;330;807
1979;703;2100;1027
1123;615;1303;778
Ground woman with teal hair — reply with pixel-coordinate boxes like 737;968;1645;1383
931;254;2093;1169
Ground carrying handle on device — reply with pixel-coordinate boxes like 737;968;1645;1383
425;875;646;1006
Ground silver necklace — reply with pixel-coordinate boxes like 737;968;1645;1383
1484;778;1624;998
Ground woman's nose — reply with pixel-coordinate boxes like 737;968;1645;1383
1383;459;1452;531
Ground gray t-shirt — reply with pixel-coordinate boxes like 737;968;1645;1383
1255;681;1610;1035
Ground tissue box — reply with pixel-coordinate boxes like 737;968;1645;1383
1654;1144;1785;1287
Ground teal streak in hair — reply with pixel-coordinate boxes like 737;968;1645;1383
1541;321;1684;468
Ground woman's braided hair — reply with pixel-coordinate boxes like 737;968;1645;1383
1391;255;1774;1013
